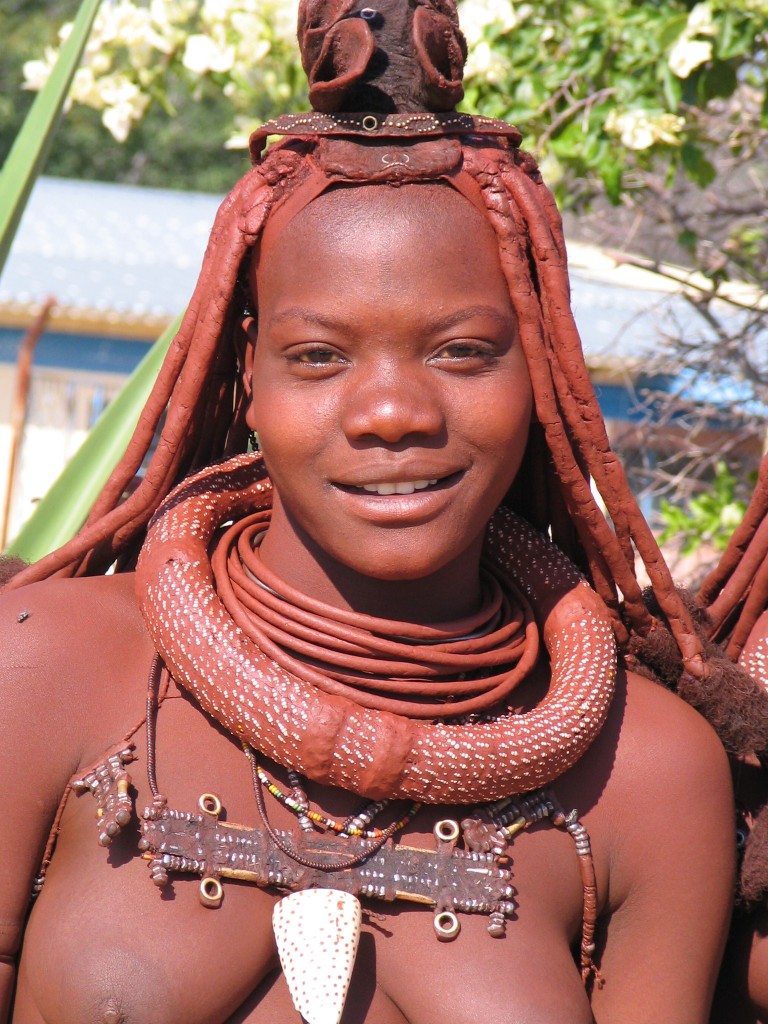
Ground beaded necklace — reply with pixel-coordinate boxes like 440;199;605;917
252;758;420;840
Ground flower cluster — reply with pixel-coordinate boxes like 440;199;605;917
22;0;301;144
458;0;531;84
23;1;197;141
668;3;715;79
604;109;685;151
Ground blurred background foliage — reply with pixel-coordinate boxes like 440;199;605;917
2;1;766;217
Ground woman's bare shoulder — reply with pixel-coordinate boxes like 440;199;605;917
597;667;734;894
619;668;731;782
602;667;733;827
0;573;154;771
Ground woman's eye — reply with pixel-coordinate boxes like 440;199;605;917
432;341;493;361
293;348;346;366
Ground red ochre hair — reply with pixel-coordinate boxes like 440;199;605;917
699;453;768;660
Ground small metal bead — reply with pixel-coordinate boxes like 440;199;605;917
488;911;506;938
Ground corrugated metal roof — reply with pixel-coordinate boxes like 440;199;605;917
0;177;221;336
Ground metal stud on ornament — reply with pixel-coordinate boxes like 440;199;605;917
273;888;362;1024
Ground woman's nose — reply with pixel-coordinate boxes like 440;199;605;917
341;367;445;445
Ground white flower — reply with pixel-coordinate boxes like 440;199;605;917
668;3;715;79
458;0;526;48
183;33;236;74
150;0;193;28
669;37;713;78
231;13;272;64
95;1;152;46
148;0;195;51
687;3;715;36
88;51;113;76
201;0;239;24
101;88;149;142
464;39;510;84
93;72;142;108
22;53;56;92
465;39;493;75
70;67;102;108
605;109;684;150
102;104;133;142
270;0;301;44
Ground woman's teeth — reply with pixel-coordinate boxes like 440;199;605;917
360;479;438;495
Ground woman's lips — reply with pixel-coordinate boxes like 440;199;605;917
333;471;463;497
330;471;465;522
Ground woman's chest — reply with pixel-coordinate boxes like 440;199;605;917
17;696;602;1024
20;859;593;1024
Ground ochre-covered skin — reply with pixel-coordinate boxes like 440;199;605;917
0;2;738;1021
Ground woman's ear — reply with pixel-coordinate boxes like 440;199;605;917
241;314;258;430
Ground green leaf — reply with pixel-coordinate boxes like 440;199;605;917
717;14;756;60
661;61;683;110
718;10;736;59
703;61;738;101
0;0;101;276
657;12;689;50
4;314;181;562
601;158;624;204
681;141;717;187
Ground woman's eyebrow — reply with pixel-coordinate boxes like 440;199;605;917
270;305;515;331
270;308;344;330
426;306;516;332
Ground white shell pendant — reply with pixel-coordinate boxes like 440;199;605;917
273;888;362;1024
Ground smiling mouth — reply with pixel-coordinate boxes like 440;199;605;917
335;473;462;496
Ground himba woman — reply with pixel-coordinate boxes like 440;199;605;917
0;2;739;1022
692;454;768;1023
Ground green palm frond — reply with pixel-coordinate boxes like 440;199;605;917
0;0;101;274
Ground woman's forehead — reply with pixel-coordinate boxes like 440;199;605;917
251;181;497;288
251;180;516;331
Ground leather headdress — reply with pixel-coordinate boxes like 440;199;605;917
250;0;521;252
297;0;466;113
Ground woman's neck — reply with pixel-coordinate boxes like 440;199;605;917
258;503;486;626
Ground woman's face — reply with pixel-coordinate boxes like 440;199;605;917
247;183;532;584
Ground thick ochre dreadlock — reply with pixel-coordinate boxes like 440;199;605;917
2;0;711;691
700;454;768;659
683;451;768;907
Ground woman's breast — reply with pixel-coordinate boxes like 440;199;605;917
14;801;594;1024
17;878;592;1024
